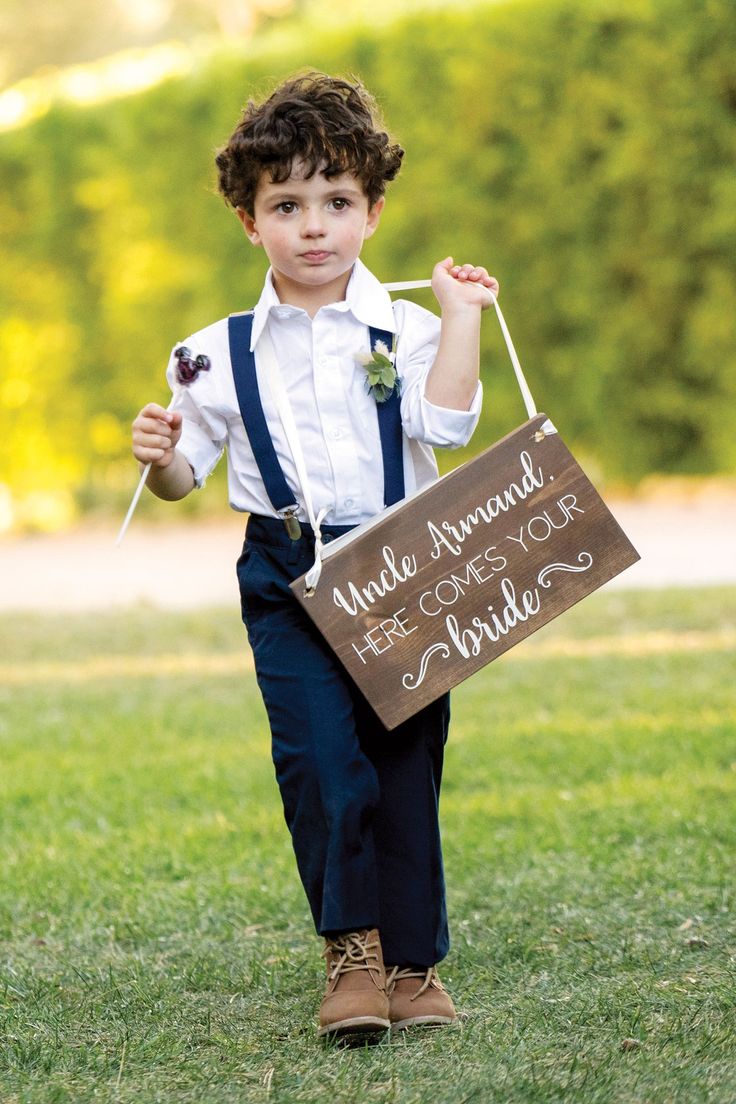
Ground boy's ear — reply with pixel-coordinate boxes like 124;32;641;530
236;206;261;246
363;196;385;241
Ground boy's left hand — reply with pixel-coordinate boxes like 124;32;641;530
432;257;499;312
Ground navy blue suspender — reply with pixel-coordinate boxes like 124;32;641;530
369;326;405;508
228;313;299;523
228;313;406;525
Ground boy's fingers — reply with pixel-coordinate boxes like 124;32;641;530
449;263;498;283
134;416;173;438
135;446;167;462
475;269;499;291
480;271;500;292
433;257;455;277
454;266;500;295
432;257;500;302
135;432;174;450
139;402;172;419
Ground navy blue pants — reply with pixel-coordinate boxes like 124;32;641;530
237;515;450;967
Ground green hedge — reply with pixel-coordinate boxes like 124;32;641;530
1;0;734;528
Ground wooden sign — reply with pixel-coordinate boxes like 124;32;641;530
291;413;640;730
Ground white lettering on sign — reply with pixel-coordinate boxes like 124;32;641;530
505;494;584;553
426;450;545;558
333;545;417;616
351;606;418;665
401;555;594;690
445;577;542;658
418;548;507;617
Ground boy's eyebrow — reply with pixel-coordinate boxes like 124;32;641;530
322;184;364;195
263;183;365;200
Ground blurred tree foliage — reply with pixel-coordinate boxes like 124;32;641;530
1;0;735;529
0;0;295;90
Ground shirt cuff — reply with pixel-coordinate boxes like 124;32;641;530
418;381;483;448
176;419;223;488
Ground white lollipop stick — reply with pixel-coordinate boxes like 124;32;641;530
116;395;177;547
115;461;153;546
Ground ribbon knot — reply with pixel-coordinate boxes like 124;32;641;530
304;505;330;595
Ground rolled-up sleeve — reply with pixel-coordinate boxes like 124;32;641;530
416;381;483;447
165;344;225;488
396;301;483;449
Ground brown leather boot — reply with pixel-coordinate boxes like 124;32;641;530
385;965;457;1031
318;928;390;1038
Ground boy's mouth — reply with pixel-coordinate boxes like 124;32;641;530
301;250;332;263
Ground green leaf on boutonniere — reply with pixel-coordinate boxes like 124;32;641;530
356;339;401;403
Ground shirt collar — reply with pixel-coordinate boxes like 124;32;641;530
248;259;396;350
249;270;285;350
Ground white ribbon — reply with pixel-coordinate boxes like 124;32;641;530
256;330;331;594
304;506;330;592
386;280;537;418
488;290;537;419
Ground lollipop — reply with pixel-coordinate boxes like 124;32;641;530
115;348;210;545
172;347;211;386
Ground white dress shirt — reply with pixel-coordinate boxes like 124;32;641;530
167;259;482;526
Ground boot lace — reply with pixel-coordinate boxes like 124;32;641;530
323;930;382;984
385;966;446;1002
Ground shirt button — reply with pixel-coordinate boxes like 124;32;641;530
318;356;328;367
344;498;354;509
329;427;342;440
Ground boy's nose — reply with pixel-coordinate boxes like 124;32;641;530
301;208;326;236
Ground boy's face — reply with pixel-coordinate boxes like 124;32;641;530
237;163;384;310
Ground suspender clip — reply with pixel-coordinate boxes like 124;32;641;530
280;507;302;541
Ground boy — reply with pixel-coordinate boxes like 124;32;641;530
132;72;498;1039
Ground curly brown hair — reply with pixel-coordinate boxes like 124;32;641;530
215;72;404;215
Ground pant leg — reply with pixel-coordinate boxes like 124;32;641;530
238;529;381;935
237;518;450;963
354;692;451;968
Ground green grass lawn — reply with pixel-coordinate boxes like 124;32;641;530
1;587;734;1103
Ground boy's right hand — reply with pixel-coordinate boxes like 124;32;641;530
132;403;183;468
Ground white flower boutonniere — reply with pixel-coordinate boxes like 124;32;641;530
356;339;401;403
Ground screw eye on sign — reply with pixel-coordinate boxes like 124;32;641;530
291;413;640;730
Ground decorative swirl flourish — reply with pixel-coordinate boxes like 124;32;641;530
537;552;593;588
402;642;452;690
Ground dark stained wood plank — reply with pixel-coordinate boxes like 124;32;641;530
291;414;640;729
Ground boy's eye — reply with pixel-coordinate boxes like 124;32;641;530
276;201;297;214
330;197;350;210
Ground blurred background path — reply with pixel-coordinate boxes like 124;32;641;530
2;491;734;611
